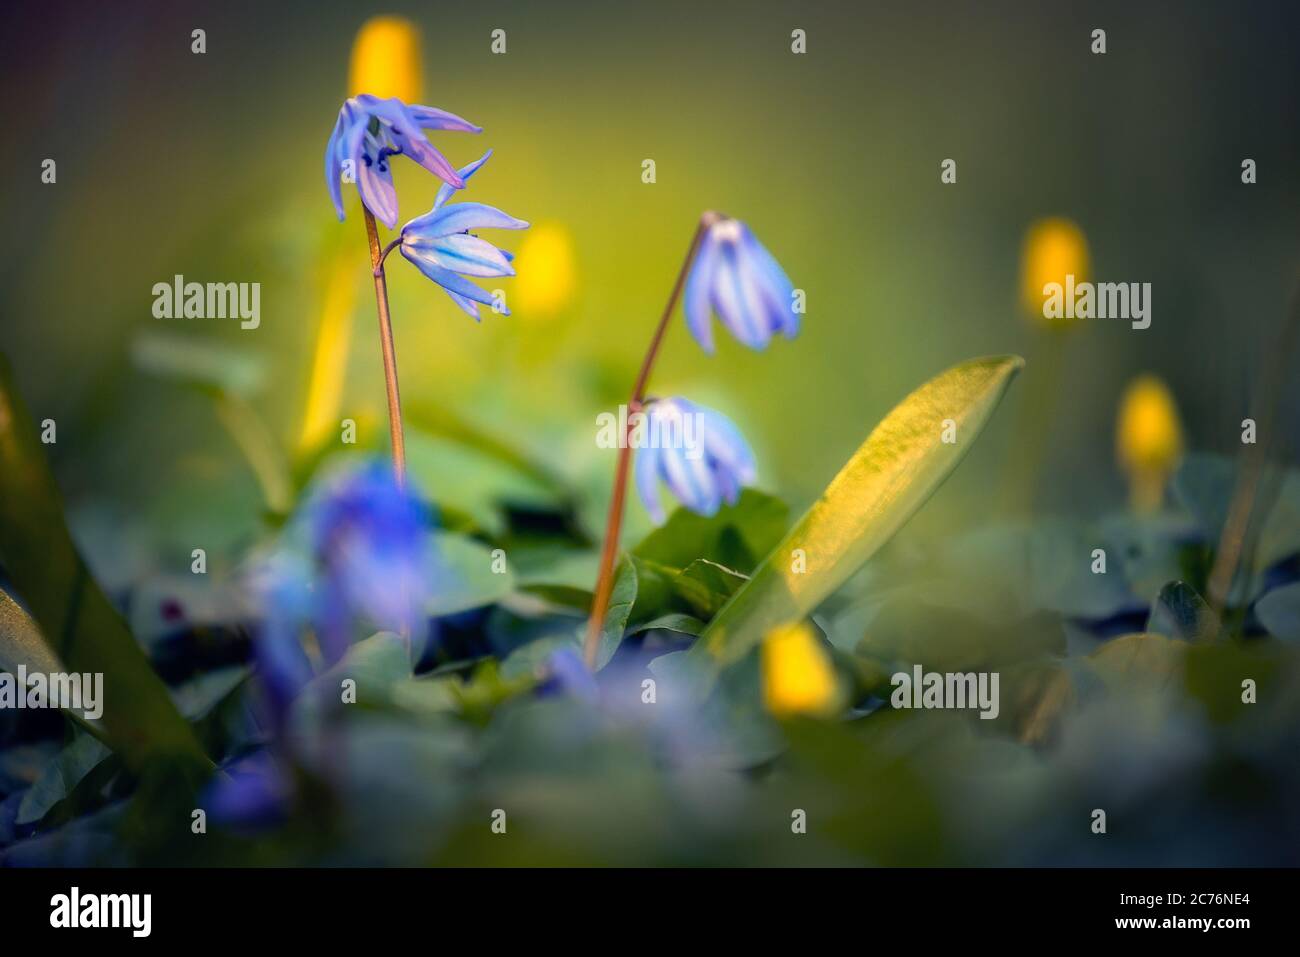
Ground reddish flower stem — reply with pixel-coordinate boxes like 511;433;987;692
582;212;718;667
364;209;407;485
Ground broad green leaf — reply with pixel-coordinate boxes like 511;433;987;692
130;331;266;398
0;587;63;677
630;556;747;621
17;733;112;826
0;355;208;775
690;355;1023;671
633;489;788;574
426;531;516;617
405;428;565;537
594;557;637;669
500;634;580;680
628;613;705;638
671;560;748;618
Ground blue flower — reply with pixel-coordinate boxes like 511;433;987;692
541;647;600;702
326;94;481;229
634;398;757;524
683;217;798;354
398;149;529;319
249;458;431;717
200;751;293;834
299;459;431;639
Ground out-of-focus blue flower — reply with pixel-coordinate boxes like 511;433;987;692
248;459;431;721
541;646;600;701
399;149;529;319
300;459;430;642
683;217;798;354
634;398;756;524
325;94;481;228
200;751;293;834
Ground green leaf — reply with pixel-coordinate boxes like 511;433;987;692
405;429;564;537
130;331;266;398
0;355;208;776
17;733;112;826
690;355;1023;672
426;531;516;617
0;587;63;677
499;635;580;680
594;557;638;669
633;489;788;574
671;560;748;618
628;613;705;638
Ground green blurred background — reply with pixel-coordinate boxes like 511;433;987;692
2;0;1297;567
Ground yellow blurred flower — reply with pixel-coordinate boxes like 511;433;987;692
512;222;577;318
349;16;422;102
761;622;841;719
1117;374;1184;511
1020;217;1090;328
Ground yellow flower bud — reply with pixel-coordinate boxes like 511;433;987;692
1117;374;1184;511
1020;217;1091;328
512;222;577;319
349;16;422;103
761;622;841;719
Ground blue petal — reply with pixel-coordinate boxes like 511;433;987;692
742;227;798;338
350;123;399;229
419;233;515;278
408;103;483;135
683;230;719;354
325;107;349;221
434;148;493;212
635;441;665;524
360;95;465;189
710;254;770;350
399;246;499;307
657;428;717;517
697;405;757;484
419;201;530;237
443;288;484;320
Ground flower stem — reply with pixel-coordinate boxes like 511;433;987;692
364;208;407;484
582;211;718;667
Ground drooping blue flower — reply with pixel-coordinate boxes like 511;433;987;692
541;646;600;702
299;458;431;642
248;458;431;719
683;217;798;354
199;750;293;834
634;398;757;524
398;149;529;319
325;94;481;229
